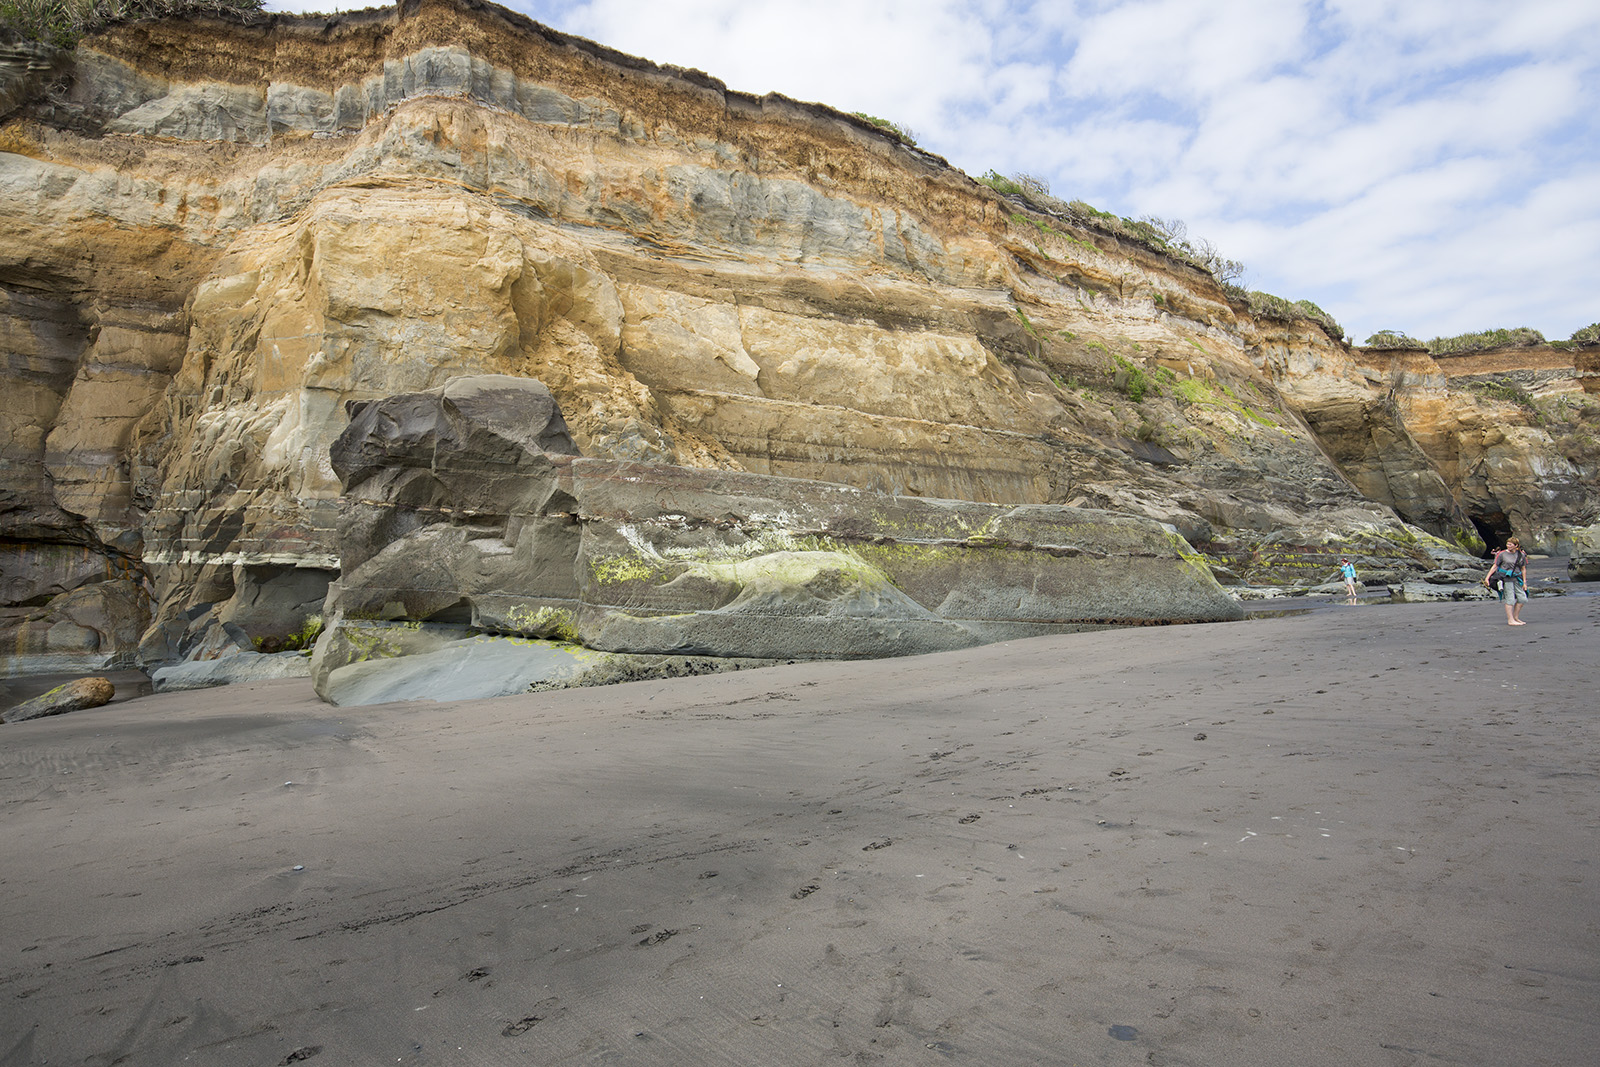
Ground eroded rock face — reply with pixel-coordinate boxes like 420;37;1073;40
1349;346;1600;554
310;377;1244;698
1568;523;1600;582
0;0;1590;673
0;575;149;675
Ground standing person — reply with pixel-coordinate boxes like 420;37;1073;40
1484;536;1529;626
1338;557;1359;599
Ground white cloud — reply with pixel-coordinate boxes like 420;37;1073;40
259;0;1600;342
1058;0;1309;101
551;0;998;137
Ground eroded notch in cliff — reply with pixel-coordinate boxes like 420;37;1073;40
1469;511;1512;556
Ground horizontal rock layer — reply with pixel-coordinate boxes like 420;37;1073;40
310;376;1243;696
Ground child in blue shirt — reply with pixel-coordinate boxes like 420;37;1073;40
1339;558;1358;598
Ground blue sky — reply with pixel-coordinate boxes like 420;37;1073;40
265;0;1600;345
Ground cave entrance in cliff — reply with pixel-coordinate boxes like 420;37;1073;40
1469;512;1513;556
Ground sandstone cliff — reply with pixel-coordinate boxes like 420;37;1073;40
1;0;1594;673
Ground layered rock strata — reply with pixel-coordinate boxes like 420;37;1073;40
1342;343;1599;553
0;0;1588;675
309;376;1243;699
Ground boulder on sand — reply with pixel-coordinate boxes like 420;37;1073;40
3;677;115;724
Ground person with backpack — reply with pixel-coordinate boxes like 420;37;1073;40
1484;536;1529;626
1338;557;1359;599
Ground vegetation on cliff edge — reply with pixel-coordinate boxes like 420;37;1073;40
1243;290;1345;339
980;169;1248;285
1426;324;1600;353
0;0;261;48
977;171;1347;343
1363;330;1428;350
849;112;917;147
1427;326;1546;354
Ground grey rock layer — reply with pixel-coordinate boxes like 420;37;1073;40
311;376;1243;701
152;650;313;692
1389;582;1496;603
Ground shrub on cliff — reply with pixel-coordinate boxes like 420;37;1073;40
1363;330;1428;350
980;171;1077;220
1570;323;1600;345
977;170;1022;197
1291;299;1343;338
1473;380;1534;406
1242;290;1345;338
1130;216;1246;285
0;0;262;48
977;176;1250;288
1245;290;1296;320
1427;326;1546;354
849;112;917;147
1112;355;1155;402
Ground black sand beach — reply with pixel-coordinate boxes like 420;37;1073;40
2;594;1597;1066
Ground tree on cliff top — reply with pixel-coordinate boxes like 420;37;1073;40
0;0;262;48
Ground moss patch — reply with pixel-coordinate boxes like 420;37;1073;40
687;549;891;591
503;605;581;643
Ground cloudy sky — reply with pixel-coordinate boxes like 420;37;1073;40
267;0;1598;345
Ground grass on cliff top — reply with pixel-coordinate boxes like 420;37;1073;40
0;0;261;47
1244;290;1344;339
1426;326;1546;354
850;112;917;147
1363;330;1428;350
1428;323;1600;353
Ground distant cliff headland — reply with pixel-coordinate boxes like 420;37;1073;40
2;0;1596;678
